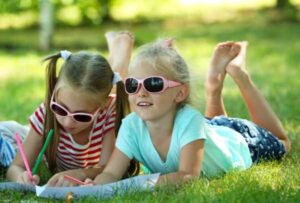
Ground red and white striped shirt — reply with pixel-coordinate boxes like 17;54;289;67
29;95;116;171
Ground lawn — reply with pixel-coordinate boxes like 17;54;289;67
0;17;300;202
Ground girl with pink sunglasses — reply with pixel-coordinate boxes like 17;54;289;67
91;39;290;186
7;31;139;186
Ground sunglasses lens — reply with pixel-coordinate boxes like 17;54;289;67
73;114;92;122
125;78;139;94
51;103;68;116
144;77;164;92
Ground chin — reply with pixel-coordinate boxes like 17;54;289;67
136;112;156;122
64;128;77;134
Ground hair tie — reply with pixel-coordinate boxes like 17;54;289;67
112;72;122;85
162;38;174;48
60;50;72;61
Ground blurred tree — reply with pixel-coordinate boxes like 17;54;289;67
99;0;113;22
276;0;293;9
0;0;37;13
76;0;115;25
274;0;298;22
40;0;53;50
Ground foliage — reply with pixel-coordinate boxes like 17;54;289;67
0;11;300;203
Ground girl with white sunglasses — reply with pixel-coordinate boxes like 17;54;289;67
7;31;140;186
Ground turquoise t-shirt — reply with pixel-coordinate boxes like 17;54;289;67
116;105;252;178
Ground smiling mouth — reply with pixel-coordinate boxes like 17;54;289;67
137;102;153;107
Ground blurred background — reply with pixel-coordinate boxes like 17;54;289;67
0;0;300;128
1;0;299;50
1;1;300;200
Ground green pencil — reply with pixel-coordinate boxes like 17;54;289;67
32;129;54;175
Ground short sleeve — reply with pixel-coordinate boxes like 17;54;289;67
29;103;46;136
115;116;137;160
175;106;207;149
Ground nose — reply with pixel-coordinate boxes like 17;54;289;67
137;84;148;97
62;116;76;128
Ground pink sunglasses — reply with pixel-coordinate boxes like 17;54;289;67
124;76;182;94
50;94;100;123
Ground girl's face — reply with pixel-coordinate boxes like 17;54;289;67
128;62;184;123
53;86;104;135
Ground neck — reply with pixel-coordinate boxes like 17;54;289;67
146;109;177;139
71;123;94;145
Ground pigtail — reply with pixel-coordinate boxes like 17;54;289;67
42;53;61;173
114;81;129;134
115;81;140;177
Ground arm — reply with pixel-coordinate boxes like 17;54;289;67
6;127;43;185
47;129;116;187
157;140;204;185
93;148;131;185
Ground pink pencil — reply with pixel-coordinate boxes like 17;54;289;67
64;175;86;185
15;132;33;179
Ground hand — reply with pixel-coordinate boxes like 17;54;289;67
47;171;84;187
17;171;40;185
83;178;95;187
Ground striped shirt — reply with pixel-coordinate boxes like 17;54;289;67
29;95;116;171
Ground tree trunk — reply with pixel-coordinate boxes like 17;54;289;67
39;0;53;51
99;0;114;23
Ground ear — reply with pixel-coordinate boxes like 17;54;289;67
174;84;189;103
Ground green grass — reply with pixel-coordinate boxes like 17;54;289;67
0;17;300;202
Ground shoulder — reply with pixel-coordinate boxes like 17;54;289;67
30;102;46;120
175;105;204;123
29;102;47;135
122;112;143;127
174;105;206;134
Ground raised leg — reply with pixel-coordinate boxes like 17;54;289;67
105;31;134;79
205;42;240;118
226;41;291;152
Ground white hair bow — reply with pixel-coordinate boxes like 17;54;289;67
60;50;72;61
112;72;122;85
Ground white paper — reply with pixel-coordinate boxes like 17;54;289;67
0;182;35;192
0;173;160;199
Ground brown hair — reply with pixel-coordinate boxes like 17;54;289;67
42;51;132;173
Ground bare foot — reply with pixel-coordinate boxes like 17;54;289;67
105;31;134;78
206;42;240;93
226;41;249;82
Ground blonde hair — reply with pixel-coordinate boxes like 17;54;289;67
42;51;130;173
129;39;191;104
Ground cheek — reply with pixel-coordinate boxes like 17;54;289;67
55;115;64;125
128;95;136;111
75;122;91;130
128;95;135;103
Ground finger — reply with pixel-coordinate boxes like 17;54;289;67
83;178;95;186
17;173;25;184
64;180;75;187
47;176;58;187
31;175;40;185
23;172;34;185
55;176;65;187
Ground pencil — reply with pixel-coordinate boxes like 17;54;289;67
15;132;33;179
64;175;86;185
32;129;54;175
